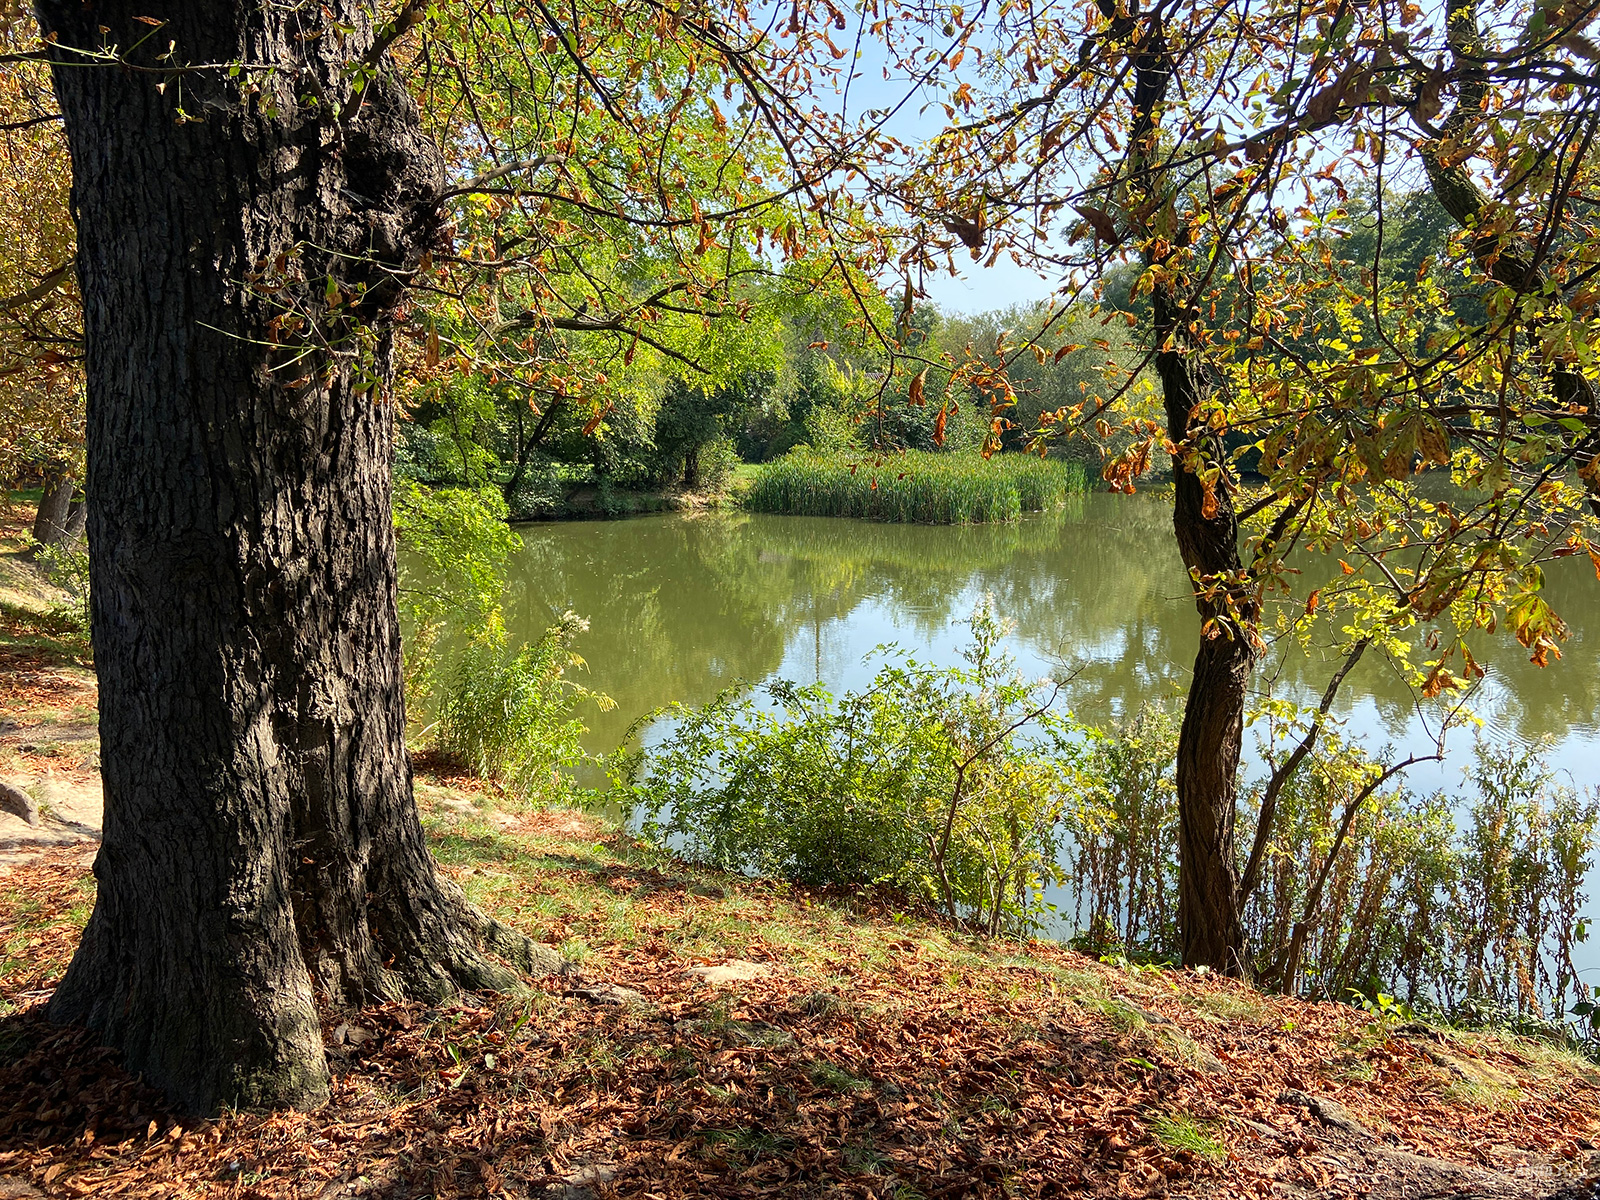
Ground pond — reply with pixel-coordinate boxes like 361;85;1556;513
501;495;1598;791
493;494;1600;977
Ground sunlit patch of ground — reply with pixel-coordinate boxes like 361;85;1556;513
0;791;1595;1199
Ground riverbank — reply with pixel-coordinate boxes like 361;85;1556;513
531;467;757;521
4;790;1599;1198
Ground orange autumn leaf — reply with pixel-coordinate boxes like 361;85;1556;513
908;368;927;408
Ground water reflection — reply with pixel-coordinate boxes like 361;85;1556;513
499;497;1599;789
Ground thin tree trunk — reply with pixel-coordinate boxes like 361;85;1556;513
1153;286;1254;973
1120;11;1254;973
38;0;549;1116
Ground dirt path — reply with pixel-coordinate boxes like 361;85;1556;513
0;626;101;875
0;772;100;875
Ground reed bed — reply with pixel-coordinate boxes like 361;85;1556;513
745;450;1088;524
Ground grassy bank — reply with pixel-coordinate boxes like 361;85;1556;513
745;449;1088;524
542;472;754;520
4;797;1599;1198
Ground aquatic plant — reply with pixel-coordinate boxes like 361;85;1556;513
744;449;1088;524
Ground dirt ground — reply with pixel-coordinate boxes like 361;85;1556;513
0;526;100;876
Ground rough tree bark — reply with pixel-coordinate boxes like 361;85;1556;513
37;0;551;1115
29;470;74;549
1153;286;1253;974
1122;10;1253;972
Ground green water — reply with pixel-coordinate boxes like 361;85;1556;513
497;495;1600;798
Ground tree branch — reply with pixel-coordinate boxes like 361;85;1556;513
1;260;75;310
438;157;551;200
362;0;427;70
1238;637;1370;903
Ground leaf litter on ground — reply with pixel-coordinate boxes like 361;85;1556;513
1;796;1598;1199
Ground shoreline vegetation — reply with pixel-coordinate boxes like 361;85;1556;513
504;451;1094;526
743;449;1089;525
5;498;1600;1197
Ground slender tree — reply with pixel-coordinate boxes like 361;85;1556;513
871;0;1600;972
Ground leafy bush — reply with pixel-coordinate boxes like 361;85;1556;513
503;449;567;519
34;537;90;631
745;449;1087;524
434;610;613;805
620;598;1090;935
392;480;521;701
1455;739;1597;1015
1238;734;1461;1001
691;435;741;491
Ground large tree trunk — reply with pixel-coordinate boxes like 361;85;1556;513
37;0;543;1115
29;470;74;549
1152;285;1253;975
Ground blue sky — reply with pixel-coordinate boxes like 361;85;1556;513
791;8;1073;317
919;254;1061;315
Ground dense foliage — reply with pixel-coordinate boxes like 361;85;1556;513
435;610;612;805
745;449;1087;524
0;17;80;490
625;608;1597;1035
622;602;1087;936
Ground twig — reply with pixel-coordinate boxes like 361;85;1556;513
1238;637;1370;903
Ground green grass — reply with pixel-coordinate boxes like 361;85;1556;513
745;449;1089;524
1148;1113;1227;1162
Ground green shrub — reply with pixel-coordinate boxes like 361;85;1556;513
693;435;741;491
1455;739;1597;1014
1238;734;1461;1002
744;448;1088;524
34;538;91;631
619;598;1092;935
503;449;566;519
392;480;521;702
434;610;613;806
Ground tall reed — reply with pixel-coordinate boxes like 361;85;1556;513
745;449;1088;524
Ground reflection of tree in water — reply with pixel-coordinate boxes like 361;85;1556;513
502;516;794;752
1249;550;1598;750
490;496;1596;760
